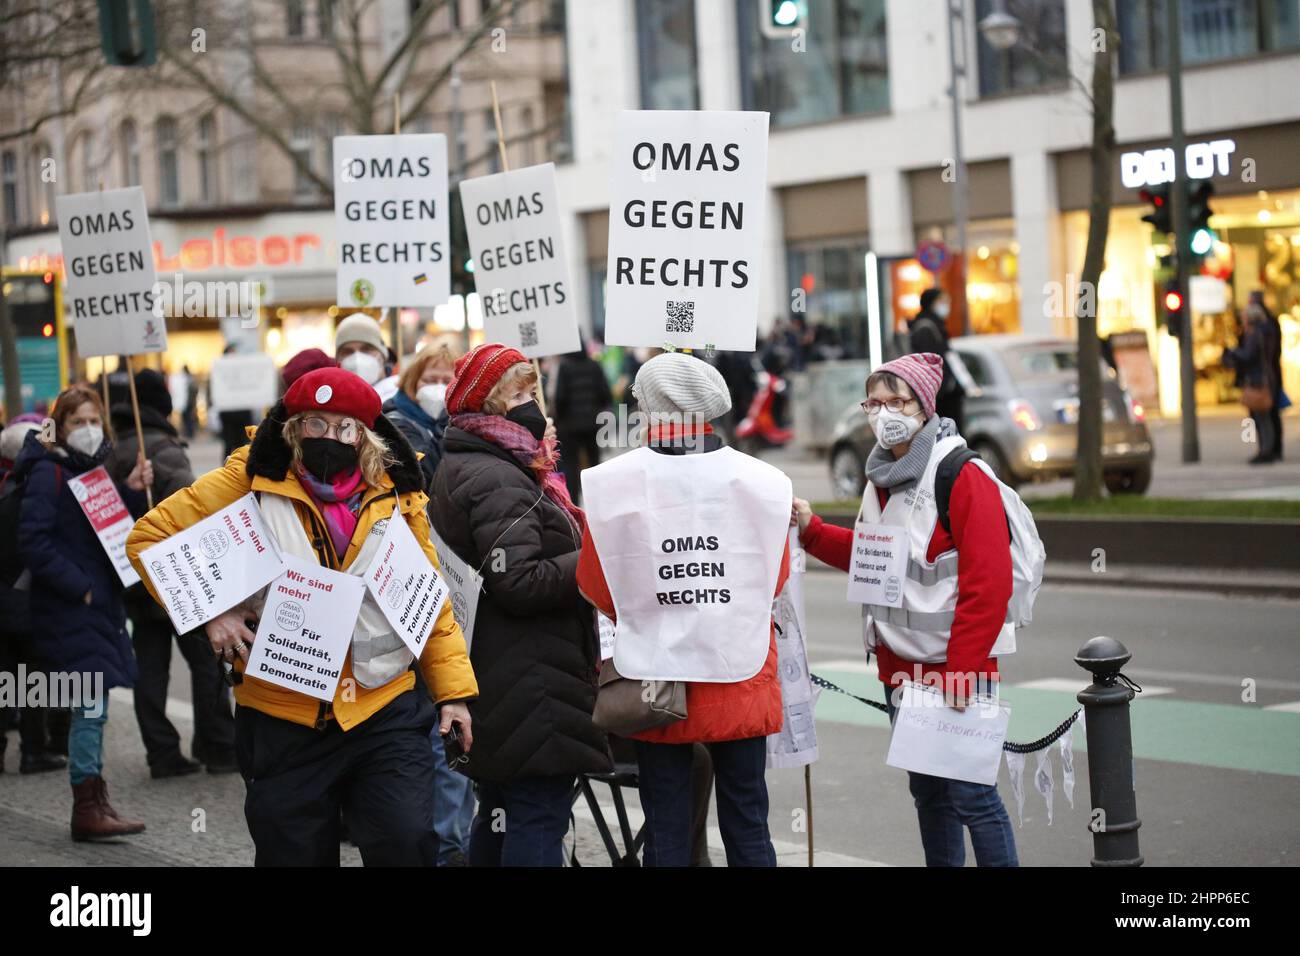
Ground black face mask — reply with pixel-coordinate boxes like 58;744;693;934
300;438;359;482
504;400;548;441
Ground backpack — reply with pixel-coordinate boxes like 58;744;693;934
934;446;1045;629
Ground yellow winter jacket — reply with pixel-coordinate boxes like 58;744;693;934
125;435;478;731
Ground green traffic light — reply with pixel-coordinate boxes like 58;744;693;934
1190;229;1215;256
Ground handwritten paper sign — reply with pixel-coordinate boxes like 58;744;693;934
767;529;818;770
138;494;285;634
886;680;1010;786
55;186;165;357
67;466;139;587
364;515;448;656
428;526;480;653
247;555;364;702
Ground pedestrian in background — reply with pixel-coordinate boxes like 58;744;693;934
280;348;336;392
214;344;257;459
909;288;966;433
336;313;398;401
15;385;153;840
430;343;611;867
106;369;236;778
553;338;612;504
1224;301;1283;464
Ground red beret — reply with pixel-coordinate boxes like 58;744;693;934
284;367;381;427
281;348;336;389
445;343;528;415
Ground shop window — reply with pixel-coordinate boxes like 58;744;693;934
1118;0;1300;73
975;0;1068;97
738;0;890;127
786;239;871;359
636;0;700;110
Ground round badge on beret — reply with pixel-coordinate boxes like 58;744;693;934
315;385;333;404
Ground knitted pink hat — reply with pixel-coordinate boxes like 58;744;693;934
874;353;945;418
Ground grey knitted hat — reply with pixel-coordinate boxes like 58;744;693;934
632;352;732;421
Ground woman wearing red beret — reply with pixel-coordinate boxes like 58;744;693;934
127;367;478;866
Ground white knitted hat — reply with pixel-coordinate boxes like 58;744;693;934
632;352;732;421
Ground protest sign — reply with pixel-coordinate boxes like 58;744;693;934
846;520;908;608
333;134;450;307
459;162;579;358
208;353;279;413
247;555;365;702
886;680;1010;786
55;186;165;356
67;466;139;588
428;525;481;652
604;110;769;351
138;494;285;634
767;529;819;770
364;515;449;656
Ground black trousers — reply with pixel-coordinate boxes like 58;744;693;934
0;630;48;755
235;689;439;867
130;610;235;766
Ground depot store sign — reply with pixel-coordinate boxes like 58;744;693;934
9;212;335;277
1120;139;1236;189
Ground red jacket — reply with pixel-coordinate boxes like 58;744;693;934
801;464;1012;689
577;526;790;744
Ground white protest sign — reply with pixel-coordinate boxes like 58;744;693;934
767;529;819;770
428;526;481;653
67;466;140;588
459;162;579;358
333;134;450;307
138;494;285;634
846;520;907;608
55;186;165;356
886;680;1010;786
605;110;769;351
247;555;365;702
596;611;616;662
208;353;279;413
364;514;449;657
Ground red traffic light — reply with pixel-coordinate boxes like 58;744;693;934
1164;290;1183;311
42;271;53;284
41;323;54;338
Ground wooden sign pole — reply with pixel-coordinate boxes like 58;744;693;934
391;91;405;364
489;80;549;417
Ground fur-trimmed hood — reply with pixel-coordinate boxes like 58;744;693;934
244;400;425;494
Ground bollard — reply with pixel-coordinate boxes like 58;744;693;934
1075;635;1143;867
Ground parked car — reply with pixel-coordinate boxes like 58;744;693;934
827;335;1154;500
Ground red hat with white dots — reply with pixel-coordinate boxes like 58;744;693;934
283;366;381;428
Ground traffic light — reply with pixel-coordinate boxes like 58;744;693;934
1162;280;1184;339
1187;181;1216;260
98;0;157;67
1139;185;1172;234
759;0;806;37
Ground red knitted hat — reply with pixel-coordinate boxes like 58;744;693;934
281;348;336;389
284;366;381;427
874;352;945;418
445;343;528;415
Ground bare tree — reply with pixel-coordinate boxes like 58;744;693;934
1071;0;1118;502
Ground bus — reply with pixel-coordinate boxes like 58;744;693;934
0;268;68;416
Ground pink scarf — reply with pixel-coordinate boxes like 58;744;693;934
452;412;584;535
294;464;366;560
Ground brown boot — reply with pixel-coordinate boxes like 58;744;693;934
70;776;146;841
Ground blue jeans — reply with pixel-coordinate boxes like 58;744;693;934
635;737;776;867
430;723;476;865
68;695;109;786
469;774;574;867
884;684;1019;867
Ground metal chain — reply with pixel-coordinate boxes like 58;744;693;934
809;672;1083;755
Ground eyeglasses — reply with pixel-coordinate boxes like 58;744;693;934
862;397;919;415
300;416;360;444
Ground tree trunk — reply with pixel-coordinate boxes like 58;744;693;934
0;227;24;417
1072;0;1117;502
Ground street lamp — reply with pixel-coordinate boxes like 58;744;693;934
978;8;1022;51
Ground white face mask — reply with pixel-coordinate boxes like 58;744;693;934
340;350;384;385
66;425;104;457
934;302;950;319
416;383;447;419
869;408;923;448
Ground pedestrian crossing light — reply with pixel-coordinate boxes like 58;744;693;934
1190;228;1215;257
98;0;157;67
1163;281;1184;339
1139;185;1171;234
760;0;805;37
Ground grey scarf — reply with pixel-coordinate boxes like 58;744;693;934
865;415;959;491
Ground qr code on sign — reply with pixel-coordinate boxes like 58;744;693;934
518;321;538;348
665;300;695;334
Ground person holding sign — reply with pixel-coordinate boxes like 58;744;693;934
791;353;1020;867
576;352;792;867
13;385;153;841
126;367;477;866
429;343;611;867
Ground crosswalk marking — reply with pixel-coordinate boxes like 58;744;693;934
1263;701;1300;713
1014;677;1174;697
